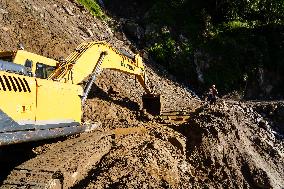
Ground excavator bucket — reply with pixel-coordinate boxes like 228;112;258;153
142;94;161;116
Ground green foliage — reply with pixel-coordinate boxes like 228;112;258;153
222;21;252;30
103;0;283;95
201;25;284;92
139;0;284;93
77;0;106;19
233;0;284;24
149;36;176;65
148;32;197;82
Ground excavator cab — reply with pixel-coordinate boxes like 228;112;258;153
142;94;161;116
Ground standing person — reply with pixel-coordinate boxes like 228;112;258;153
207;84;218;105
210;84;218;104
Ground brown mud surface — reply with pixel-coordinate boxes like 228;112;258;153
0;0;283;188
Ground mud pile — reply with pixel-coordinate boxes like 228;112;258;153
72;125;192;189
76;100;284;188
0;0;110;57
250;101;284;136
176;101;284;188
83;67;199;127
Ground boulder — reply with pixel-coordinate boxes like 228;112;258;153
123;21;144;40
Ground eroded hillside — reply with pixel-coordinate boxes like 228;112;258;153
0;0;283;188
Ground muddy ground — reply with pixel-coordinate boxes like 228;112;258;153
0;0;283;188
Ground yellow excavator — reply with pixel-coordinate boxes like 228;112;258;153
0;41;160;146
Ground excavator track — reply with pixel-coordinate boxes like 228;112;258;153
1;130;113;189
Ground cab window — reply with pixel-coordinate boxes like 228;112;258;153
35;63;56;79
24;59;33;70
24;59;33;76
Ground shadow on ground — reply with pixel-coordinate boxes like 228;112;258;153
87;84;140;112
0;137;68;184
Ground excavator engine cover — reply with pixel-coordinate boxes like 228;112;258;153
142;94;161;116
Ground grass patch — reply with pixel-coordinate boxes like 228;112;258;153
77;0;106;19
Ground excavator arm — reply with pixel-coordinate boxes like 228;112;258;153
48;41;160;114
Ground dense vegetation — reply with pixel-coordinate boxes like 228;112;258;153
139;0;284;95
80;0;284;98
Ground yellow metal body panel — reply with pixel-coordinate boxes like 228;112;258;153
0;71;82;125
36;78;82;124
0;71;36;123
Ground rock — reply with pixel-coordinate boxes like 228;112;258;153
63;5;74;16
1;27;9;31
97;0;105;8
139;109;154;121
105;27;113;37
114;31;125;41
85;28;94;37
253;168;272;189
32;5;39;11
179;34;189;43
79;27;94;37
258;119;268;130
145;24;158;36
0;8;8;14
141;50;149;60
123;21;144;40
80;35;87;40
161;26;170;34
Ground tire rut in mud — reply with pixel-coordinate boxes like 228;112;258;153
0;131;113;188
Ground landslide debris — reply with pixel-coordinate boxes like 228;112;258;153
0;0;283;188
76;100;284;189
176;101;284;188
73;125;192;189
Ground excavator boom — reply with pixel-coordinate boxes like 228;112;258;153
48;42;150;91
48;41;160;113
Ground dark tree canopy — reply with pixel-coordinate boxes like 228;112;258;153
104;0;284;97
